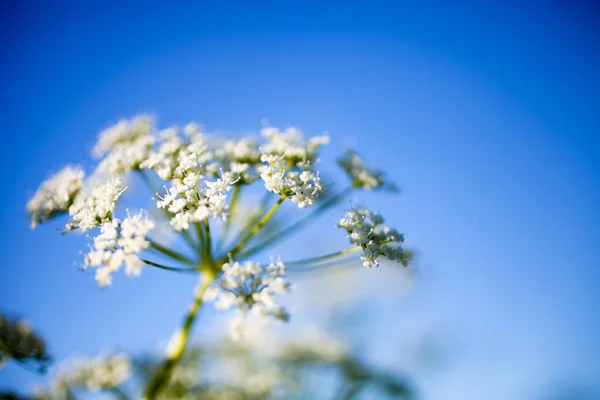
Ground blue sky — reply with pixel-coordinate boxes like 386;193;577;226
1;2;599;399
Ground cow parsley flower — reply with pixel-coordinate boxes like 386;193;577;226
67;178;126;231
83;211;154;287
336;207;407;268
337;149;391;190
258;155;323;208
204;259;291;340
92;115;154;158
141;125;217;182
260;126;329;164
51;353;131;395
27;165;85;229
156;171;236;231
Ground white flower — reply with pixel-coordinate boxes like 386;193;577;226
337;149;391;190
92;114;154;158
156;171;236;231
260;125;329;164
204;259;292;339
27;165;85;228
83;211;154;287
67;178;126;231
95;134;154;176
51;353;131;394
336;207;407;268
258;155;323;208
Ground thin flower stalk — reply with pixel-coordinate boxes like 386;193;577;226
142;270;216;399
238;187;353;259
148;240;196;266
227;195;287;258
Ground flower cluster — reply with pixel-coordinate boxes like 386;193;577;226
93;115;155;176
337;149;390;190
156;171;237;231
27;165;85;229
83;211;155;287
66;178;126;232
258;155;323;208
51;353;131;395
260;125;329;164
204;259;291;340
337;207;406;268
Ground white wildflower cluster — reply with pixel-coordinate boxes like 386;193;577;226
256;126;328;208
337;207;406;268
337;149;389;190
83;211;155;287
27;165;85;229
66;178;126;231
51;353;131;395
260;126;329;164
258;155;323;208
156;171;237;231
214;137;261;184
204;259;291;340
283;328;350;362
141;124;216;181
93;115;155;176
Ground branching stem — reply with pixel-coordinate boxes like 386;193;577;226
227;195;286;258
140;258;198;273
285;246;362;267
238;187;352;259
148;240;196;265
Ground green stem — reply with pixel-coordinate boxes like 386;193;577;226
142;270;216;399
226;191;274;250
285;246;362;267
140;258;198;273
238;188;351;259
195;222;206;251
148;240;196;265
203;218;212;257
227;196;286;258
221;184;241;243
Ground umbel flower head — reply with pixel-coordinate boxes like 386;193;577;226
49;353;131;397
336;206;407;268
27;165;84;229
27;114;412;395
83;210;155;287
337;149;396;191
204;259;291;340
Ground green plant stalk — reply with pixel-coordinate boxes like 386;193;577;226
140;258;198;273
238;187;351;259
220;184;241;244
227;195;286;258
225;190;274;250
195;222;206;252
203;218;212;257
142;268;216;399
148;240;196;265
285;246;362;267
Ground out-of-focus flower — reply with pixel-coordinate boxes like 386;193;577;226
27;165;85;228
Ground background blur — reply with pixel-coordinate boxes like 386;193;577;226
1;2;599;399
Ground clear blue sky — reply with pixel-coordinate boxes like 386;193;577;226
1;2;599;399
